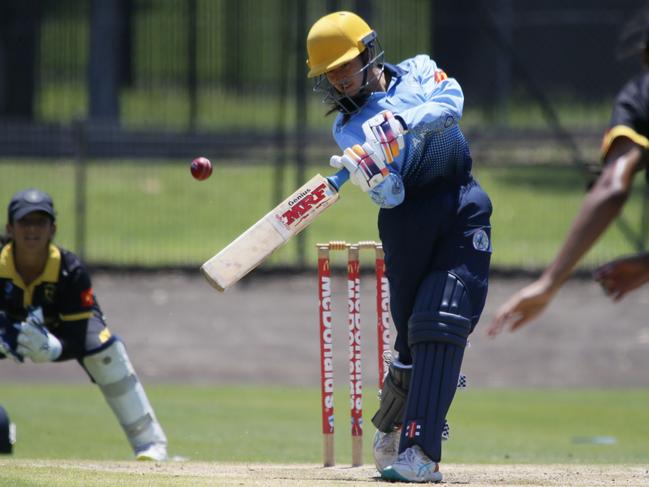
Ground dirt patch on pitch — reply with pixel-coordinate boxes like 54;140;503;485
5;460;649;486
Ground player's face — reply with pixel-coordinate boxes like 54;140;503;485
7;212;55;252
325;56;365;96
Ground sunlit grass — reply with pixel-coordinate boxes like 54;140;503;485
1;160;645;269
1;385;647;464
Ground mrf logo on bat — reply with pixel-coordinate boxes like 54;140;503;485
200;173;341;292
275;181;333;231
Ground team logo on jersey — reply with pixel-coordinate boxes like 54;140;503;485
43;284;56;303
4;282;12;296
80;287;94;307
472;229;490;252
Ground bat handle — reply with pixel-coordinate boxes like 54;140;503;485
326;168;349;191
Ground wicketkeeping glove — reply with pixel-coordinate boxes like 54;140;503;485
15;307;62;363
330;142;390;192
0;311;23;362
0;333;23;362
361;110;407;164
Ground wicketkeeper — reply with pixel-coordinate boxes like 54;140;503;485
307;11;492;483
0;188;167;461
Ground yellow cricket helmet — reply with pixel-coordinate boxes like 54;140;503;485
306;11;377;78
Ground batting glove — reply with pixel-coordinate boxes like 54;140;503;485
330;142;390;192
16;308;62;363
361;110;407;164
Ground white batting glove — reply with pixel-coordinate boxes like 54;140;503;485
16;308;62;363
361;110;407;164
330;142;390;192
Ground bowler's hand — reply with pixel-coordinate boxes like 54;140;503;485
486;279;556;336
594;254;649;302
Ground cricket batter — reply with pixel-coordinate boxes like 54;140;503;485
0;188;168;461
487;19;649;335
307;12;492;482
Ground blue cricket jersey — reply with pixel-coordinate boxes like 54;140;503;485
325;53;493;465
331;55;473;208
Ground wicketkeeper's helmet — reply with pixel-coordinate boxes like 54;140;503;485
0;405;15;454
306;11;376;78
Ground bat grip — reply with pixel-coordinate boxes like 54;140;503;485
326;168;349;191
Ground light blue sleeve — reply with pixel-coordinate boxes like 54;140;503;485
331;113;363;149
397;55;464;133
368;172;405;208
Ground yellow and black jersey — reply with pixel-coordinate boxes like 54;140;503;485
601;71;649;158
0;243;112;360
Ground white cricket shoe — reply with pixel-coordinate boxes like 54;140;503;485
372;429;401;473
381;445;442;483
135;442;168;461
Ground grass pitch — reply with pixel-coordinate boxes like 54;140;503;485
2;461;648;486
1;385;648;485
1;385;648;465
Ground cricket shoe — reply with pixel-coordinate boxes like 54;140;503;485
135;442;168;461
374;419;451;474
381;445;442;483
372;429;401;474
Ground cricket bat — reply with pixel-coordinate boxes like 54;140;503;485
200;169;350;291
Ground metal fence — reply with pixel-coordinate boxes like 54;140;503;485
1;0;648;272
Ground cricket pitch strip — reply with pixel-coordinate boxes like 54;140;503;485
2;460;648;486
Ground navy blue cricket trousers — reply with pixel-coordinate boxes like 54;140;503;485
378;175;492;364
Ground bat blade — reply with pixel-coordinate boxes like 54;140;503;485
201;173;342;291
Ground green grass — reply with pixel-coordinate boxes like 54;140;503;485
1;385;648;464
447;389;649;464
1;160;646;269
474;165;648;269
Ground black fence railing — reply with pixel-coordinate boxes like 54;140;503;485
2;0;649;273
1;122;647;273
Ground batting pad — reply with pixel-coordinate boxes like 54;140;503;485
400;272;473;462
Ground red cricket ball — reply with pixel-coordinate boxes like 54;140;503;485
190;157;212;181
